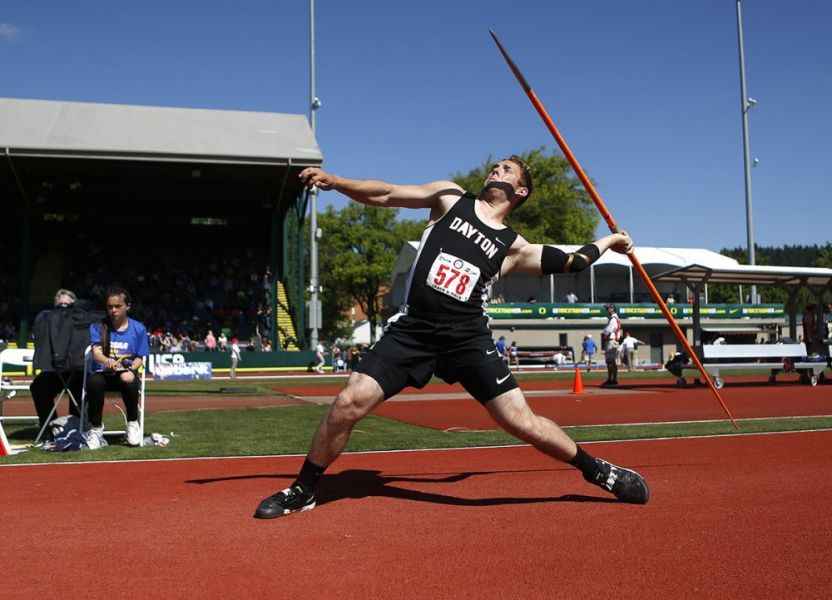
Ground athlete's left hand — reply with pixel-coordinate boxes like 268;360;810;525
611;231;633;254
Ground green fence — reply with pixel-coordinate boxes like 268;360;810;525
486;303;785;320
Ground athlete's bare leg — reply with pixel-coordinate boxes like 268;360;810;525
306;372;386;467
484;388;577;461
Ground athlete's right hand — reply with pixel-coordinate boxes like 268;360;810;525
299;167;338;191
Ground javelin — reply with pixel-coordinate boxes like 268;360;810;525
489;30;739;431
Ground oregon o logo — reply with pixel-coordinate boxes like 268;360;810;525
670;306;677;315
538;306;547;315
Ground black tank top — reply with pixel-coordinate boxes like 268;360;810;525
403;193;518;320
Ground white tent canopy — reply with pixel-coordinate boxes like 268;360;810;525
389;242;743;307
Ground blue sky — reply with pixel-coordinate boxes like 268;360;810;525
2;1;830;252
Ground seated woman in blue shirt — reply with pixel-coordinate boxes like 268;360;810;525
85;287;149;448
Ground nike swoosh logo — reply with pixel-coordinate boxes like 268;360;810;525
495;237;506;246
486;349;497;355
496;373;511;385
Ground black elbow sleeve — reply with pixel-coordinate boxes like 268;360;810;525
541;244;600;274
540;246;569;274
569;244;601;272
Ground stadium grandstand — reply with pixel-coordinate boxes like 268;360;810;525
1;98;322;352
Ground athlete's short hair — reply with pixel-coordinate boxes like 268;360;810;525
505;154;533;208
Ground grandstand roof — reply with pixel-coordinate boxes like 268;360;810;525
0;97;322;164
0;98;323;222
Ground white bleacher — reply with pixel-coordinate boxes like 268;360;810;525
682;343;826;388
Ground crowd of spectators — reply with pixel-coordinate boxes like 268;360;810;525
0;238;20;343
53;232;278;352
0;320;16;345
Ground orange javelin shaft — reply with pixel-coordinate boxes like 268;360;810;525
489;30;739;430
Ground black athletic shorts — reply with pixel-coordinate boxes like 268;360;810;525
354;311;519;404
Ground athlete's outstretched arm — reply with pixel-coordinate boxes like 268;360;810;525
299;167;464;212
503;232;633;276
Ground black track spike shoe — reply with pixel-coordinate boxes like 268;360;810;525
254;484;316;519
589;458;650;504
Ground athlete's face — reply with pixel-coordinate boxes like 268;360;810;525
106;294;129;325
485;160;522;186
483;160;528;198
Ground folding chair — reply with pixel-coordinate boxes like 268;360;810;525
32;369;85;444
1;347;85;444
80;347;147;446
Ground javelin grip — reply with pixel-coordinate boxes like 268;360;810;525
489;30;739;431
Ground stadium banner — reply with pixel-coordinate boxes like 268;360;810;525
145;350;318;374
151;361;213;380
486;303;785;320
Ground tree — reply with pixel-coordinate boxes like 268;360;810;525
813;244;832;269
317;204;423;343
451;147;600;243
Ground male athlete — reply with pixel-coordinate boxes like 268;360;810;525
255;156;649;518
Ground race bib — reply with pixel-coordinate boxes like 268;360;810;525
426;252;480;302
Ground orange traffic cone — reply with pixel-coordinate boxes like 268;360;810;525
572;367;585;394
0;421;11;457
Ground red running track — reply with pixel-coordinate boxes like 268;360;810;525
2;431;831;598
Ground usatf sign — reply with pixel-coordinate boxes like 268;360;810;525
148;353;212;380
